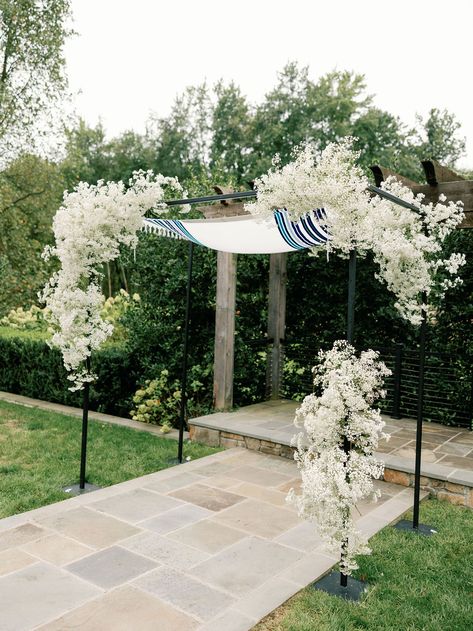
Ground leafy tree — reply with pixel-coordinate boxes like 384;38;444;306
60;119;109;189
0;0;72;164
413;107;466;167
210;81;251;182
148;84;212;181
0;154;64;313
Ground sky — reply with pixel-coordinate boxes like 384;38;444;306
66;0;473;169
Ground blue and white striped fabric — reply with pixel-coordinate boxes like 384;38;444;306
142;209;329;254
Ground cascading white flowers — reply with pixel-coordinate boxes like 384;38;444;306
245;139;465;325
41;171;189;390
289;341;391;575
368;177;465;325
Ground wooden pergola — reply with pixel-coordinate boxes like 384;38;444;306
205;161;473;410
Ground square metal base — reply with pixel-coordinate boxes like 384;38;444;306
394;519;436;536
312;570;368;601
63;483;101;496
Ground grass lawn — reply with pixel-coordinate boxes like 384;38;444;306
255;499;473;631
0;400;219;519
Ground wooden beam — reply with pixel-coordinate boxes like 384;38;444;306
213;251;237;410
411;181;473;229
369;165;419;188
370;164;472;229
421;159;465;186
266;253;287;399
200;185;250;219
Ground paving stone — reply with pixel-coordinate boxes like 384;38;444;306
189;536;301;596
122;531;210;570
226;465;293;487
0;548;36;576
214;498;299;538
192;461;238;477
0;522;47;552
66;545;157;588
278;478;302;494
254;455;297;474
355;514;392;538
275;521;323;550
168;518;246;554
39;585;198;631
279;551;336;586
35;507;139;548
449;432;473;445
234;577;299;620
199;609;255;631
353;494;390;517
143;471;204;493
231;482;293;509
392;447;441;463
447;469;473;485
135;565;233;621
22;533;93;566
170;483;244;512
202;475;242;490
140;504;212;534
436;454;473;470
0;561;100;631
91;488;183;523
434;442;472;456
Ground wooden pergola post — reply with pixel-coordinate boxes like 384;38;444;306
213;251;237;410
201;187;247;411
266;253;287;399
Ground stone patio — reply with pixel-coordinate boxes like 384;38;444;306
0;448;420;631
189;400;473;506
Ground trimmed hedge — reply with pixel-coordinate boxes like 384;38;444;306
0;334;136;417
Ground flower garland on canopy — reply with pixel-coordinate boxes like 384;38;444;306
289;342;390;574
244;139;465;325
41;171;189;390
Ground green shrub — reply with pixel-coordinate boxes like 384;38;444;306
0;333;135;417
131;370;181;428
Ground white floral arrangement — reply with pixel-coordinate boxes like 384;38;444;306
289;341;391;575
41;171;188;390
245;139;465;325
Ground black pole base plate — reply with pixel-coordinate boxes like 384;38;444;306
166;457;184;466
312;570;368;601
63;483;101;496
394;519;436;536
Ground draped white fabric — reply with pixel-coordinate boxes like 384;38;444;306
142;208;329;254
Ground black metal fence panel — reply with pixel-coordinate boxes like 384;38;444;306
280;341;473;430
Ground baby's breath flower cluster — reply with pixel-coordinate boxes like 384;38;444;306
368;178;465;325
246;140;465;325
289;341;391;575
245;139;373;254
41;171;188;390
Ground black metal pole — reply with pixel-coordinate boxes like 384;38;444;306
413;295;427;529
163;185;420;214
340;249;357;588
79;356;91;490
347;250;356;345
178;241;194;464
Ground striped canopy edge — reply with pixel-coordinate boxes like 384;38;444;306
142;208;330;254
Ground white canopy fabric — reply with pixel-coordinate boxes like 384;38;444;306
142;208;329;254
